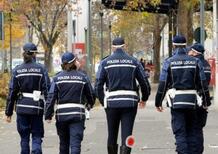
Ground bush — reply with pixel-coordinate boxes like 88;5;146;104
0;97;6;109
0;73;10;108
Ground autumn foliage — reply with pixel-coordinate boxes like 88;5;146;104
0;0;26;49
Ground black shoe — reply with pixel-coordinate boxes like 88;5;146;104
108;144;118;154
120;145;131;154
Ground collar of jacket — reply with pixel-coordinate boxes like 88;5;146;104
195;54;204;60
173;48;187;55
114;48;125;54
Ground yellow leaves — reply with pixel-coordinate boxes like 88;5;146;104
0;23;25;49
0;73;9;99
125;0;161;9
112;10;151;36
0;1;29;49
149;0;161;6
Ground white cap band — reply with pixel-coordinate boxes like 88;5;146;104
67;57;76;63
112;44;125;48
191;48;202;54
173;43;187;46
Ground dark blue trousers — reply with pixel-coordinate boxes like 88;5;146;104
195;108;208;154
171;109;198;154
56;120;85;154
105;107;137;146
16;114;44;154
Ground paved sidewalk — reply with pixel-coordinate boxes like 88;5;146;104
0;84;218;153
0;106;218;154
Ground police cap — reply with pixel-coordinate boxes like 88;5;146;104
191;43;205;54
23;42;37;53
61;52;76;64
173;35;186;46
112;37;125;48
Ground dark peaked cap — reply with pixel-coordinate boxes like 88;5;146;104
112;37;125;48
173;35;186;46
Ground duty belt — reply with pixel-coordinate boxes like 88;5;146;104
57;103;85;109
104;90;138;108
22;91;44;101
166;88;202;107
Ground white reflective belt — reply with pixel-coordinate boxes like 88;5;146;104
175;90;198;95
16;104;43;110
166;88;176;107
107;90;138;97
56;112;85;116
107;98;138;101
104;90;137;108
166;89;202;107
57;103;85;109
104;90;109;108
173;102;196;106
22;92;44;100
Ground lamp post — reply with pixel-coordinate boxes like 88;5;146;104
215;0;218;109
87;0;92;80
99;10;104;59
216;0;218;59
9;10;12;72
200;0;205;45
109;21;112;54
168;10;173;57
67;9;72;51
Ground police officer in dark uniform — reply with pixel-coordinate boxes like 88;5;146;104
155;35;211;154
45;52;95;154
95;37;150;154
188;43;211;154
5;43;48;154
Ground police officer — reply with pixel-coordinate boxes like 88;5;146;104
5;42;48;154
188;43;211;154
155;35;211;154
95;37;150;154
45;52;95;154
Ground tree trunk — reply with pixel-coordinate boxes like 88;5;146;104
41;40;53;72
153;15;161;83
44;47;53;72
177;0;193;45
1;50;7;72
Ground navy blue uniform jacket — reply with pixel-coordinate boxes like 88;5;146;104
5;61;48;116
45;70;95;122
95;48;150;108
155;48;211;109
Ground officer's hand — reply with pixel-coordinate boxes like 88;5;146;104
139;101;146;109
5;116;12;123
156;106;164;112
86;104;92;111
202;105;208;110
46;119;52;123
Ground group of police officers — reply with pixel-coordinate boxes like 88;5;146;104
4;35;211;154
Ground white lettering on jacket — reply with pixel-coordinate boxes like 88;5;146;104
57;76;82;80
107;59;133;64
17;68;41;73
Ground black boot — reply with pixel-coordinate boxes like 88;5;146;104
120;145;131;154
108;144;118;154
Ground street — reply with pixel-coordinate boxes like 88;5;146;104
0;89;218;154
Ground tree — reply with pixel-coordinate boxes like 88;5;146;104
177;0;196;45
153;14;167;83
0;0;26;72
104;6;167;83
11;0;80;72
177;0;212;45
